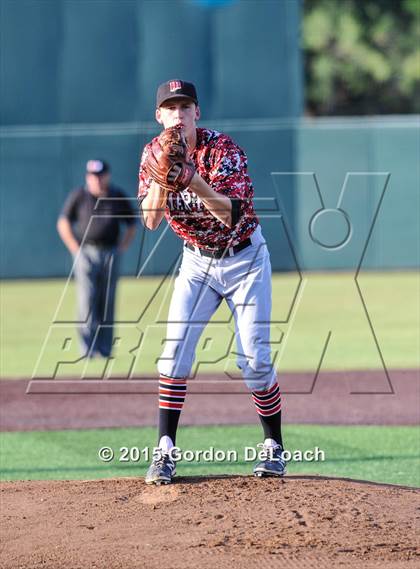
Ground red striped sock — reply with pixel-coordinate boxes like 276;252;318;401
158;376;187;445
159;376;187;411
252;382;282;417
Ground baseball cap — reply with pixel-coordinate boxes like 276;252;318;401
86;159;110;175
156;79;198;108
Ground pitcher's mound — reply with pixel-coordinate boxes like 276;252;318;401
1;476;419;569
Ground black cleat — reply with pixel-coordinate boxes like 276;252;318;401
253;443;287;478
145;450;176;485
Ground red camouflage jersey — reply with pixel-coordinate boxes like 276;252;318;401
138;127;259;250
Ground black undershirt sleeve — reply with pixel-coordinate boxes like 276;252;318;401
230;198;241;226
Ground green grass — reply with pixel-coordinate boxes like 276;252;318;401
1;271;419;378
1;425;419;487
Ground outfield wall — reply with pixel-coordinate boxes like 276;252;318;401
1;1;418;277
1;117;418;278
0;0;302;278
296;116;420;271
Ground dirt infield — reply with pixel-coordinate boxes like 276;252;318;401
1;371;419;568
1;476;419;569
1;369;419;430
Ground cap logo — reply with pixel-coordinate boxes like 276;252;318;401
169;80;182;92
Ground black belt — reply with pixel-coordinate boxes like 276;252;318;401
185;238;252;259
84;241;115;249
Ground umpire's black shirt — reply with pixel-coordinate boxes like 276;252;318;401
60;186;136;247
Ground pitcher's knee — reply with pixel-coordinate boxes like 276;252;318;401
245;373;277;392
239;358;277;392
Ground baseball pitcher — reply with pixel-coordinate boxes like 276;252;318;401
138;79;286;484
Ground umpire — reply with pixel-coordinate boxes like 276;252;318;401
57;159;137;358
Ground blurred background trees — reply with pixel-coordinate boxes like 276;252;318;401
303;0;420;115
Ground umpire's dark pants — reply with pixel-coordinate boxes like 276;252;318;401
73;244;119;357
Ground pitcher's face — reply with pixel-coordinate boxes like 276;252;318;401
156;98;200;142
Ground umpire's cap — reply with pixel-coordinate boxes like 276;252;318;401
86;159;110;176
156;79;198;108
